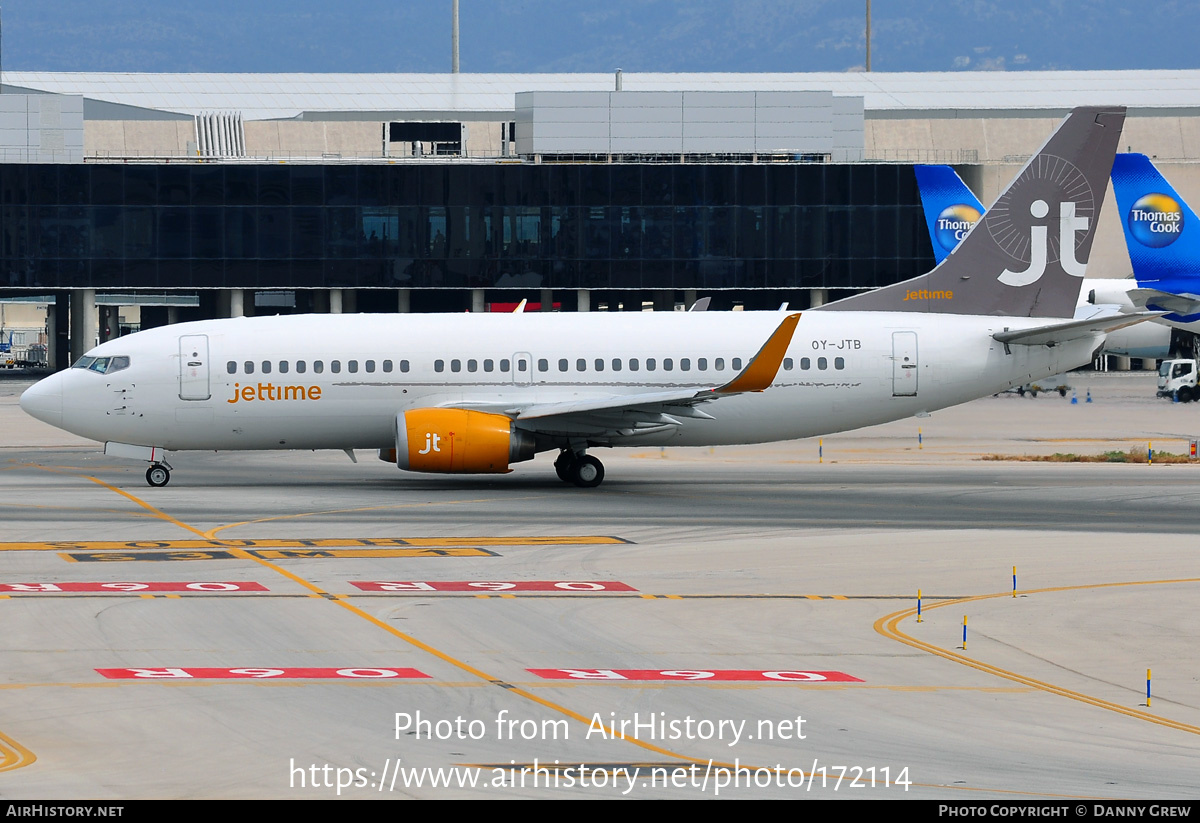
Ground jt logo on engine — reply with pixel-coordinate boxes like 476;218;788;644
419;433;442;454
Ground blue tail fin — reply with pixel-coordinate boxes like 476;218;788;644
1111;153;1200;289
914;165;984;265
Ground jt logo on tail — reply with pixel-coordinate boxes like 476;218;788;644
997;199;1091;286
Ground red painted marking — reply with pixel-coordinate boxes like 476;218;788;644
0;582;267;593
527;669;864;682
351;580;636;592
96;667;430;680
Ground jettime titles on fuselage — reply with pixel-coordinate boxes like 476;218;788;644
227;382;323;404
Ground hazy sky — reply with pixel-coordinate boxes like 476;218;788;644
1;1;1196;74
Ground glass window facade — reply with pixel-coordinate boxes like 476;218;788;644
0;163;933;290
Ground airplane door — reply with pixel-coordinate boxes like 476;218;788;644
179;334;211;401
511;352;533;386
892;331;918;397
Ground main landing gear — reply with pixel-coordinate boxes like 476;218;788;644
554;449;605;488
145;463;172;488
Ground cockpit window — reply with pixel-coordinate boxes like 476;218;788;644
71;355;130;375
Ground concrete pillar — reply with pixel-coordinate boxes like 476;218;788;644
471;288;486;313
329;289;343;314
69;289;97;364
167;306;180;326
1142;358;1159;371
576;289;590;312
540;288;553;312
809;289;829;308
683;289;698;309
230;289;245;317
398;289;411;313
1114;356;1132;371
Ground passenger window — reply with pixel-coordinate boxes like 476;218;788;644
629;358;639;371
698;358;707;370
537;359;548;372
279;361;289;374
244;361;255;375
818;357;828;370
500;359;510;371
261;361;272;374
835;357;845;370
663;358;673;371
594;359;604;372
517;359;527;372
313;360;324;374
226;361;236;375
365;360;376;373
612;359;621;371
801;357;810;370
784;358;793;370
348;360;359;373
467;359;477;372
680;358;690;371
577;359;586;372
646;358;656;371
732;358;743;370
715;358;725;370
451;359;461;373
296;361;307;374
400;360;410;373
558;359;568;372
484;359;494;372
331;360;342;374
434;360;444;373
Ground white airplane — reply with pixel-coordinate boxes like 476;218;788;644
20;106;1152;489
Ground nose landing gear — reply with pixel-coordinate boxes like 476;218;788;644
145;463;172;487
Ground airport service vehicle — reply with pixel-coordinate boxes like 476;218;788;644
915;160;1174;360
21;107;1153;489
1156;359;1200;401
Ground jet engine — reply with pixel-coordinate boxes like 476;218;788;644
388;409;537;473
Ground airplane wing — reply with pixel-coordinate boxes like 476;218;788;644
993;311;1164;347
1127;288;1200;316
444;313;800;438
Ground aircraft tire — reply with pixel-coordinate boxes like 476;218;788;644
554;451;575;482
571;455;604;488
146;465;171;487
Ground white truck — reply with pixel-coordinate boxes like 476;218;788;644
1157;358;1200;402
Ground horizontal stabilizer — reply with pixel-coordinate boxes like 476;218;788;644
1127;288;1200;316
993;311;1163;347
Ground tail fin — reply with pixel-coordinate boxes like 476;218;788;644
914;165;984;265
824;106;1126;318
1111;153;1200;288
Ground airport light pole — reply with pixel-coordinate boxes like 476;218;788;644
452;0;460;73
865;0;872;72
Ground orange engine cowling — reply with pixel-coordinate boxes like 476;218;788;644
393;409;537;474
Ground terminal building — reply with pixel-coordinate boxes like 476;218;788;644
1;69;1199;368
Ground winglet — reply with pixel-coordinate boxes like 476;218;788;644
715;313;801;394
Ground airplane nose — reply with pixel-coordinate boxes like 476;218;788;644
19;372;65;429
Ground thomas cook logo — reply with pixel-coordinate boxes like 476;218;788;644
1128;193;1184;248
934;204;981;252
